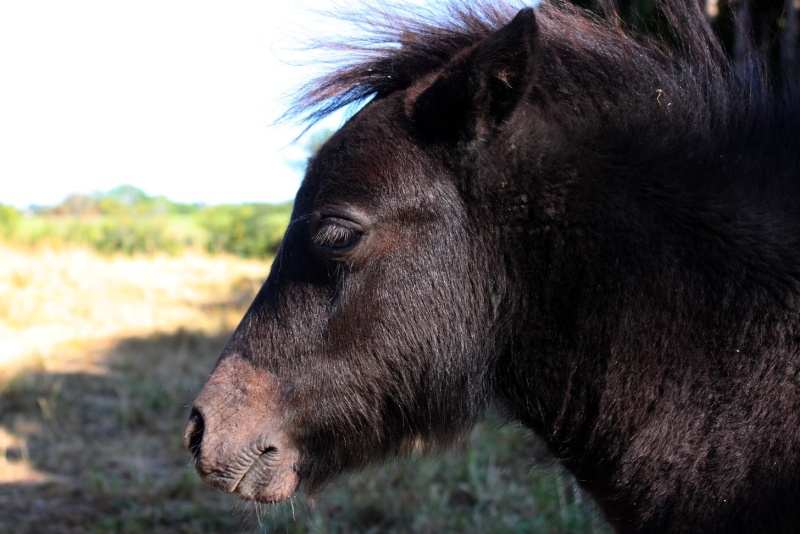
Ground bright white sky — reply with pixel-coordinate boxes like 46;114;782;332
0;1;437;209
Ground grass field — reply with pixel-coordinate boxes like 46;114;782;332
0;244;611;533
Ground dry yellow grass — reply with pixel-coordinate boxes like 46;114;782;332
0;244;269;376
0;427;47;484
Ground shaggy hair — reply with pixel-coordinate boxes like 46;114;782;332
290;0;798;189
291;0;770;118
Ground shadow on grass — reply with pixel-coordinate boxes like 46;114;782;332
0;329;255;534
0;329;610;534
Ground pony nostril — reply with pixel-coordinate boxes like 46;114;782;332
184;407;205;457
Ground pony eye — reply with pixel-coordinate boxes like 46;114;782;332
312;219;362;254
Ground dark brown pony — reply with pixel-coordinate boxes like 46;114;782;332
185;1;800;531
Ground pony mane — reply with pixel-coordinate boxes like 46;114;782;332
288;0;737;126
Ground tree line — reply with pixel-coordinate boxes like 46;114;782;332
0;185;292;258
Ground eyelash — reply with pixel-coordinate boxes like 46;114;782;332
312;220;362;254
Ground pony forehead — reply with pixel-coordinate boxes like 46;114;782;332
306;98;439;200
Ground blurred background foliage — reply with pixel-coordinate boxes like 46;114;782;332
0;184;292;258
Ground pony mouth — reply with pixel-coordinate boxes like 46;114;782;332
231;447;301;503
193;445;301;504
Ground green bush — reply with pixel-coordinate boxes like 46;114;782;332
0;204;22;240
200;203;291;258
90;217;185;255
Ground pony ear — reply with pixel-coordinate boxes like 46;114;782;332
411;8;539;143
